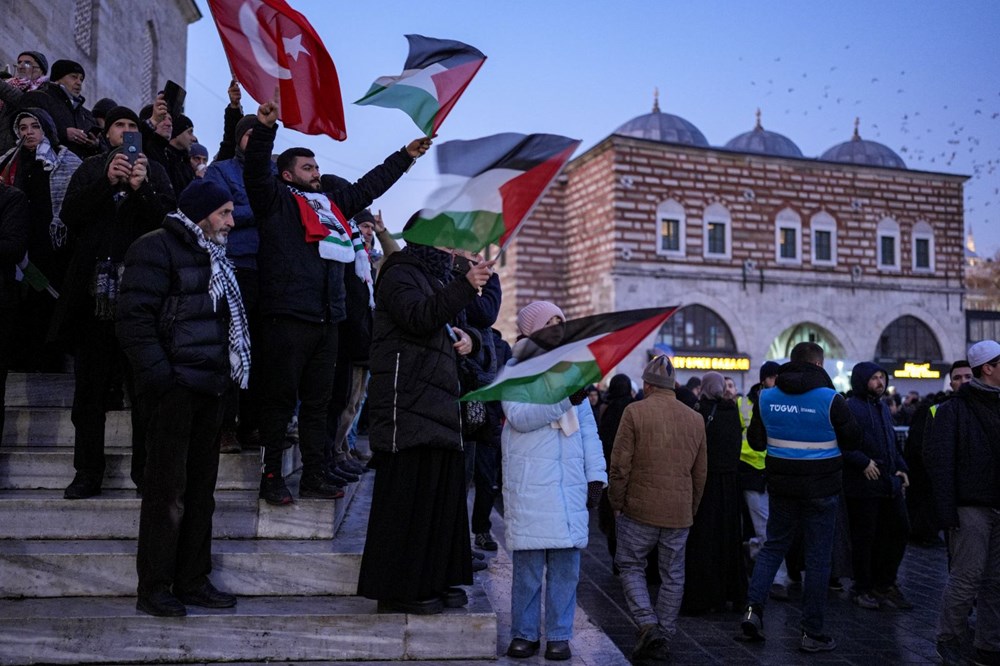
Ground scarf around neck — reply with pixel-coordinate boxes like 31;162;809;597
174;211;251;389
288;186;374;306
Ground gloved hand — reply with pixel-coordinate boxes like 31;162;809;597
586;481;603;509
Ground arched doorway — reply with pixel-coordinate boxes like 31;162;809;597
875;315;943;363
767;322;850;392
654;304;750;389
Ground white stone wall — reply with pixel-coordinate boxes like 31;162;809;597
607;263;965;394
1;0;199;113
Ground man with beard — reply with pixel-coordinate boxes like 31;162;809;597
58;106;174;499
117;179;248;617
244;96;430;504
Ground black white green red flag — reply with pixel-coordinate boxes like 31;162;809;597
462;308;677;405
402;132;580;253
355;34;486;137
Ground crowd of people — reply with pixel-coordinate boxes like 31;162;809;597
2;50;999;666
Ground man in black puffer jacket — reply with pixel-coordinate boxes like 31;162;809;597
925;340;1000;665
117;179;249;618
843;362;911;611
244;97;431;504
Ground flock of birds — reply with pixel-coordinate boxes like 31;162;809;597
731;46;998;254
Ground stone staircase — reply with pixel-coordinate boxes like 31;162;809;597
0;373;496;665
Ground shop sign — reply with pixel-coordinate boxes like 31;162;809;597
671;356;751;371
892;362;941;379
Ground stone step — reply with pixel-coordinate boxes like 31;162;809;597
0;592;497;664
0;446;261;490
0;478;370;598
3;373;75;408
2;407;131;447
0;472;363;541
0;539;363;598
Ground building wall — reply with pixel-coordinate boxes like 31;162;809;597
1;0;200;114
501;133;967;391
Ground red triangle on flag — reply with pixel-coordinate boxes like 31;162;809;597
588;309;676;375
498;144;577;246
430;58;485;135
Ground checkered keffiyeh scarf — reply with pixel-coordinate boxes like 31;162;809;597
174;212;251;389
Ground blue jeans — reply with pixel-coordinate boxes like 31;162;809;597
747;493;838;635
511;549;580;642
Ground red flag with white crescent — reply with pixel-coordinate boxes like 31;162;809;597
207;0;346;140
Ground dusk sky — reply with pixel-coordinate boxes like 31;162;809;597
185;1;1000;254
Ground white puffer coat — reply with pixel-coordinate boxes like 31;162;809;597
501;399;607;551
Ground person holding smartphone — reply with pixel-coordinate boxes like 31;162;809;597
57;106;175;500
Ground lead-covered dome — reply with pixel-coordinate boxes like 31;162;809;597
724;110;803;158
615;93;709;147
821;119;906;169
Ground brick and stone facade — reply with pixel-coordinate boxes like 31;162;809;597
496;123;968;393
2;0;200;114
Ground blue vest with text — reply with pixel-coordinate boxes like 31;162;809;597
758;386;839;460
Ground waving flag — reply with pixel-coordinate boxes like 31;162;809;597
207;0;346;140
403;133;580;253
356;35;486;136
463;308;677;405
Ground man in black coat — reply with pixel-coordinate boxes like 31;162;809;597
20;59;99;159
244;96;431;504
0;182;29;441
925;340;1000;666
118;179;247;617
58;106;175;499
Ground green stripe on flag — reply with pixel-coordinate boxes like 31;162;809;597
463;359;601;404
356;84;439;136
402;210;505;251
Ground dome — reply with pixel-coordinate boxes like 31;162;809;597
724;110;803;158
820;119;906;169
615;92;709;147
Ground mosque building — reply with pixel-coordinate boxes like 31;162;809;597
495;96;968;394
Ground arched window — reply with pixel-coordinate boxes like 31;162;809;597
657;304;736;353
703;203;731;260
810;211;837;266
877;217;901;271
912;220;935;272
656;199;685;257
774;207;801;264
73;0;96;56
142;21;160;103
876;315;943;362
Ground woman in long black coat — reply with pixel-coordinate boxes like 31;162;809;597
681;371;747;614
357;242;492;615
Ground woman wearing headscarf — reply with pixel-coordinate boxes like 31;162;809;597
501;301;607;661
681;371;747;613
0;107;81;370
357;238;493;615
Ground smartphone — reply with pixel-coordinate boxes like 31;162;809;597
122;131;142;164
162;80;186;119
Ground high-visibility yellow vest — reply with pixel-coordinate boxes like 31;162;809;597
737;395;766;470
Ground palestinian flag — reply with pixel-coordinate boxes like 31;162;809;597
355;34;486;136
463;308;677;405
403;132;580;253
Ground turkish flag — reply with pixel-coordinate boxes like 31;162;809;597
207;0;346;140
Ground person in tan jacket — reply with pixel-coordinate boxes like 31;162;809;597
609;355;707;662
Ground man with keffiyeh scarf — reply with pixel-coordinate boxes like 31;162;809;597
117;179;248;617
245;96;431;505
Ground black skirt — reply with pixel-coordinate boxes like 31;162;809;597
357;447;473;602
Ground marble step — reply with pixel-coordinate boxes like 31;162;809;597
0;592;497;664
0;539;364;598
3;373;75;408
0;472;362;541
2;407;131;447
0;447;261;490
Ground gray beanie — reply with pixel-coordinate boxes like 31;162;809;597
642;355;675;389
